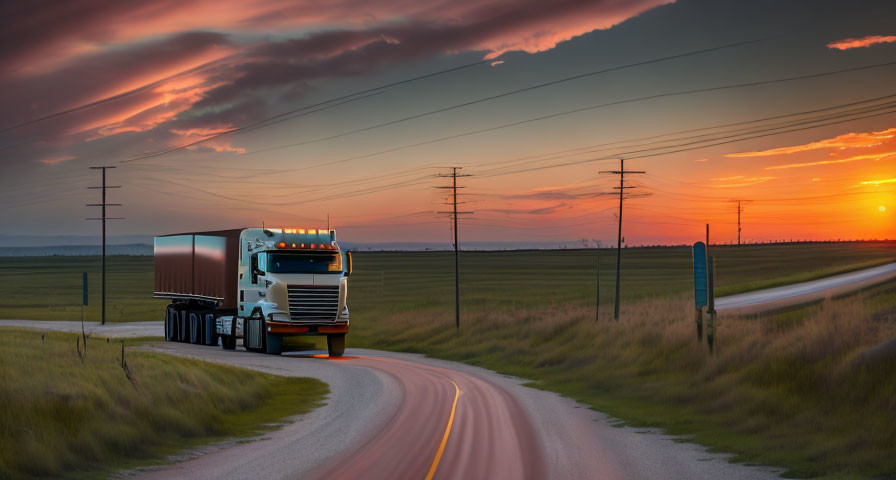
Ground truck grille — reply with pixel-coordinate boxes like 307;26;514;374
287;285;339;323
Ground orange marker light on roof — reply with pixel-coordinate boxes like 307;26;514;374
310;243;316;249
277;242;286;248
291;243;297;248
300;243;305;248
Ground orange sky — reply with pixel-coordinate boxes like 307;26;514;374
1;0;895;246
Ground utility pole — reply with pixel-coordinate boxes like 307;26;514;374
600;158;645;320
436;167;472;331
87;166;123;325
730;200;751;246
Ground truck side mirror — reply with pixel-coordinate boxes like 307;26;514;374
345;251;353;276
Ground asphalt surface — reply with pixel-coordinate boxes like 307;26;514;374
2;320;782;480
716;262;896;314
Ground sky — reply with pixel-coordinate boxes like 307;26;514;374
1;0;895;246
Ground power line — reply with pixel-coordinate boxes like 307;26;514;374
234;59;896;169
228;40;762;159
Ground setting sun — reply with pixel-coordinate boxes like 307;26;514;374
879;205;887;213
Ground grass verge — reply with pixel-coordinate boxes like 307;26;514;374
0;329;328;479
349;284;896;479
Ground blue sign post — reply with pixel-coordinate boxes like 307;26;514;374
692;242;707;308
82;272;89;306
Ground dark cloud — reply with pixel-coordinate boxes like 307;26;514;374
0;0;669;165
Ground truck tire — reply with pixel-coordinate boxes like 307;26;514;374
165;306;177;342
178;310;189;343
222;334;236;350
189;312;201;344
327;334;345;358
264;332;282;355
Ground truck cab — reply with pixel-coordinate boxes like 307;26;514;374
232;228;351;355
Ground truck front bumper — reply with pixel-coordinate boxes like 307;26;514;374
265;322;349;335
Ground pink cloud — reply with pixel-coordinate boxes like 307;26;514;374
726;127;896;157
827;35;896;50
2;0;671;165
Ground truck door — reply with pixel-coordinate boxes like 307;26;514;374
238;248;266;317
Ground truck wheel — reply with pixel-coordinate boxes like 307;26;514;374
178;310;189;343
165;306;177;342
222;334;236;350
264;332;282;355
189;312;201;344
326;334;345;358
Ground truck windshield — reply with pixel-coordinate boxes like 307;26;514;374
266;252;342;274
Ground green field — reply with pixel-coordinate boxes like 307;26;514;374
0;328;327;479
1;241;892;323
1;242;895;478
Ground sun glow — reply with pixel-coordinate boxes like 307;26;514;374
879;205;887;213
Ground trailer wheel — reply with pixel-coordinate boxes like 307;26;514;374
165;305;177;342
188;312;202;344
178;310;189;342
326;334;345;358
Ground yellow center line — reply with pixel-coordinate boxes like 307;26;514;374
424;380;460;480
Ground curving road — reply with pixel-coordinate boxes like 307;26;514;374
1;320;782;479
716;262;896;314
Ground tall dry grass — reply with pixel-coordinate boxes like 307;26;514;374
0;329;327;479
351;286;896;478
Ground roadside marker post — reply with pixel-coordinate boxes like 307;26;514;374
81;272;88;356
692;242;707;342
707;255;716;354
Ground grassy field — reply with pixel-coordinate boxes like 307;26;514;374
0;329;328;479
2;242;895;478
2;241;890;323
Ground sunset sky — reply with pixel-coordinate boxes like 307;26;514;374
1;0;895;246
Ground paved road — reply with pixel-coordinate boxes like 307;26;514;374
1;320;781;480
716;262;896;314
0;319;163;337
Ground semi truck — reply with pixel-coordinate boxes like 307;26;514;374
154;228;352;356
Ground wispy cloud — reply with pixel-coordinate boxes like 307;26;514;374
710;176;775;187
763;151;896;170
726;127;896;157
828;35;896;50
859;178;896;186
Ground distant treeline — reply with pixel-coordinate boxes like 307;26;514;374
0;244;152;257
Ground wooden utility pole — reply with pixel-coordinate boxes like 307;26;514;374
600;159;645;320
437;168;472;331
730;200;751;246
87;166;122;325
